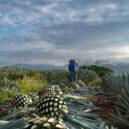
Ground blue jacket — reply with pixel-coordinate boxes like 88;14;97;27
68;61;77;73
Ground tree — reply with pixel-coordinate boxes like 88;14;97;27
80;65;114;77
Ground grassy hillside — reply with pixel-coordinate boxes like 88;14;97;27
0;67;69;102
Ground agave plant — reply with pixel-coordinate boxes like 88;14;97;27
0;80;18;92
78;68;98;84
42;69;69;84
0;89;118;129
102;73;129;128
102;73;129;111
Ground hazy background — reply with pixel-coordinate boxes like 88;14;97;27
0;0;129;72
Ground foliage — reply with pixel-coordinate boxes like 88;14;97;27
0;91;18;102
80;65;114;77
0;80;18;92
0;67;48;102
43;69;69;84
0;67;44;81
90;77;102;85
78;68;98;84
17;77;47;94
0;77;47;102
102;73;129;128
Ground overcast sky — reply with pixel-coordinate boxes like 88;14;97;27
0;0;129;66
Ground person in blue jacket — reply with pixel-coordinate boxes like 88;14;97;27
68;59;78;82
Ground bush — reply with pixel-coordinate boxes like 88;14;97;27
78;68;98;84
80;65;114;77
0;91;18;102
43;69;69;84
90;77;102;85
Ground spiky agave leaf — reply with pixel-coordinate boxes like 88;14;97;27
102;73;129;111
0;117;25;129
0;108;25;121
102;73;129;128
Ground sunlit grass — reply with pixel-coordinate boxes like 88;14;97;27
0;76;48;102
17;76;48;94
0;91;18;102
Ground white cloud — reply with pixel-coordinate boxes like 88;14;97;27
100;4;117;10
0;15;17;27
40;3;58;14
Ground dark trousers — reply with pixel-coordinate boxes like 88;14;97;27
69;72;77;82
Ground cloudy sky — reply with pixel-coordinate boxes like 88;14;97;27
0;0;129;66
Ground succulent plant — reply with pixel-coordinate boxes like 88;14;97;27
43;69;69;84
76;80;86;87
59;83;68;89
37;94;68;119
28;93;39;101
69;82;80;89
78;68;98;84
102;73;129;128
39;88;57;98
0;80;18;92
24;117;67;129
9;94;32;108
50;85;63;95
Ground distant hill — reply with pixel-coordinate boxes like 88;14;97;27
94;60;129;75
12;64;68;70
103;63;129;75
12;63;129;75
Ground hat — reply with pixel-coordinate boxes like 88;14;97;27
69;59;75;62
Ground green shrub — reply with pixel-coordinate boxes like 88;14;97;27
80;65;114;77
78;68;98;84
90;77;102;85
43;69;69;84
0;91;18;102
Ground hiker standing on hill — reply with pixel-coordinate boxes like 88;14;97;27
68;59;79;82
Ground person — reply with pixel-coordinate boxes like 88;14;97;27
68;59;78;82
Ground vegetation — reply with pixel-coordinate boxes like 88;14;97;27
0;67;69;102
102;73;129;128
80;65;114;77
90;77;102;85
0;65;128;129
0;90;18;102
17;77;47;94
0;67;48;102
78;68;98;84
43;69;69;84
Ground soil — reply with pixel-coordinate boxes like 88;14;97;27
88;95;116;121
0;106;10;118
